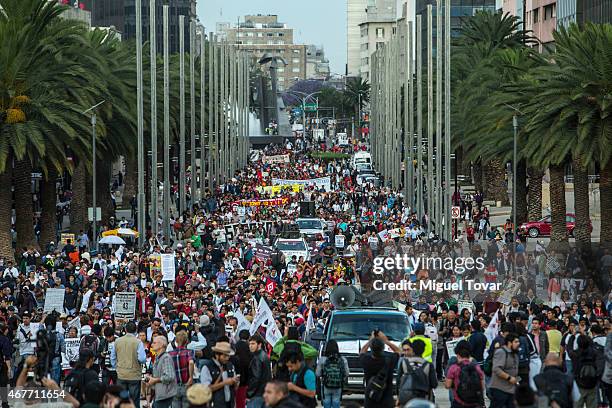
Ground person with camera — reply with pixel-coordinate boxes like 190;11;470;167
145;335;177;408
16;310;37;381
40;313;65;385
15;355;80;408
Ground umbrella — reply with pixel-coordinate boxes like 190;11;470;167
99;236;126;245
117;228;139;237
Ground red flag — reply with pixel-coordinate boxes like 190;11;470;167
265;278;277;295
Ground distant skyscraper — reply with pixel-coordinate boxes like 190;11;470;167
347;0;368;77
80;0;196;53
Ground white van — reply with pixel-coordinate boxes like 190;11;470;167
351;151;372;169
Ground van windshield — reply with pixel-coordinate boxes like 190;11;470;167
329;313;410;342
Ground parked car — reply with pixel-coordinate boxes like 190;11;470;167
518;213;592;238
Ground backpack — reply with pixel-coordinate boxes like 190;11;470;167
398;359;431;404
517;336;531;370
365;358;388;403
322;355;345;389
65;369;85;403
79;334;100;359
456;362;484;405
576;353;599;389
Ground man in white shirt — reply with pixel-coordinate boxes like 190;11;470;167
2;262;18;280
17;311;37;358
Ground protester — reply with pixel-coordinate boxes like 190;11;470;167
315;339;349;408
490;333;520;408
146;335;177;408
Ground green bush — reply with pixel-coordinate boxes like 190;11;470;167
309;152;351;161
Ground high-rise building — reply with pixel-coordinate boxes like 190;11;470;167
218;15;308;91
79;0;196;53
347;0;369;77
557;0;612;27
305;45;331;80
415;0;496;58
358;1;398;81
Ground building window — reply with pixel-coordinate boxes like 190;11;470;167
267;32;273;36
544;4;556;20
292;67;300;73
376;42;384;50
278;67;285;73
278;32;284;36
292;58;300;63
533;8;539;23
360;26;368;37
376;27;385;38
293;49;300;54
257;32;263;37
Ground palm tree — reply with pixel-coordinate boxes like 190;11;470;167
345;77;370;123
0;0;100;255
523;23;612;250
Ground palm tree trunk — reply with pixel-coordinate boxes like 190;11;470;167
516;159;528;224
70;160;88;234
484;159;509;205
473;159;484;194
96;160;115;224
14;159;38;250
601;161;612;248
549;164;569;251
39;169;57;247
527;166;544;220
122;155;137;209
0;167;14;261
572;156;591;248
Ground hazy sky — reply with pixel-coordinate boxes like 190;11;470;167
197;0;348;74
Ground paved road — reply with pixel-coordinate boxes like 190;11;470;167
331;384;456;407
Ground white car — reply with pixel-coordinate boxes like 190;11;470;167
295;218;328;241
274;237;310;263
356;169;376;185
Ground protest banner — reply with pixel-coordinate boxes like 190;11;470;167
60;233;75;245
446;338;462;359
457;300;474;315
262;154;290;164
271;176;331;192
334;234;345;249
161;254;176;281
498;280;520;305
250;298;274;335
265;321;283;346
254;244;274;262
62;338;80;370
233;197;289;207
114;292;137;319
255;184;302;196
44;288;65;313
149;254;161;275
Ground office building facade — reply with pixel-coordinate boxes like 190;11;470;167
79;0;195;53
219;15;308;91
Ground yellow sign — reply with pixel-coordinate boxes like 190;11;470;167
60;233;75;245
255;184;302;196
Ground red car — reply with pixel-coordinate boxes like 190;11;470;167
518;213;592;238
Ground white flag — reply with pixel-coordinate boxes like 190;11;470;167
484;310;499;356
80;289;93;312
67;316;81;334
265;320;283;346
250;297;274;335
155;303;163;319
305;305;315;334
234;310;252;339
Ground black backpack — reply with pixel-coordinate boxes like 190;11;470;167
365;358;388;403
576;352;599;389
398;359;431;404
456;362;483;405
65;369;85;403
79;334;100;359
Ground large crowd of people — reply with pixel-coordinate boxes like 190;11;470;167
1;133;611;408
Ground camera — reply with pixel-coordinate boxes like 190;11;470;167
35;328;51;381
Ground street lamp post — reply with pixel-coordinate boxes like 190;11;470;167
82;100;105;252
136;0;145;246
149;0;158;238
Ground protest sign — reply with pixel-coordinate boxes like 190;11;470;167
44;288;65;313
498;280;520;305
62;338;80;370
265;321;283;346
271;176;331;192
161;254;176;281
446;338;462;359
114;292;137;319
335;234;345;249
457;300;474;315
262;154;290;164
149;255;161;275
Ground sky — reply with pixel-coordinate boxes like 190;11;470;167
197;0;348;74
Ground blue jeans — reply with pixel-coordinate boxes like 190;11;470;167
50;357;61;385
322;387;341;408
118;379;141;408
